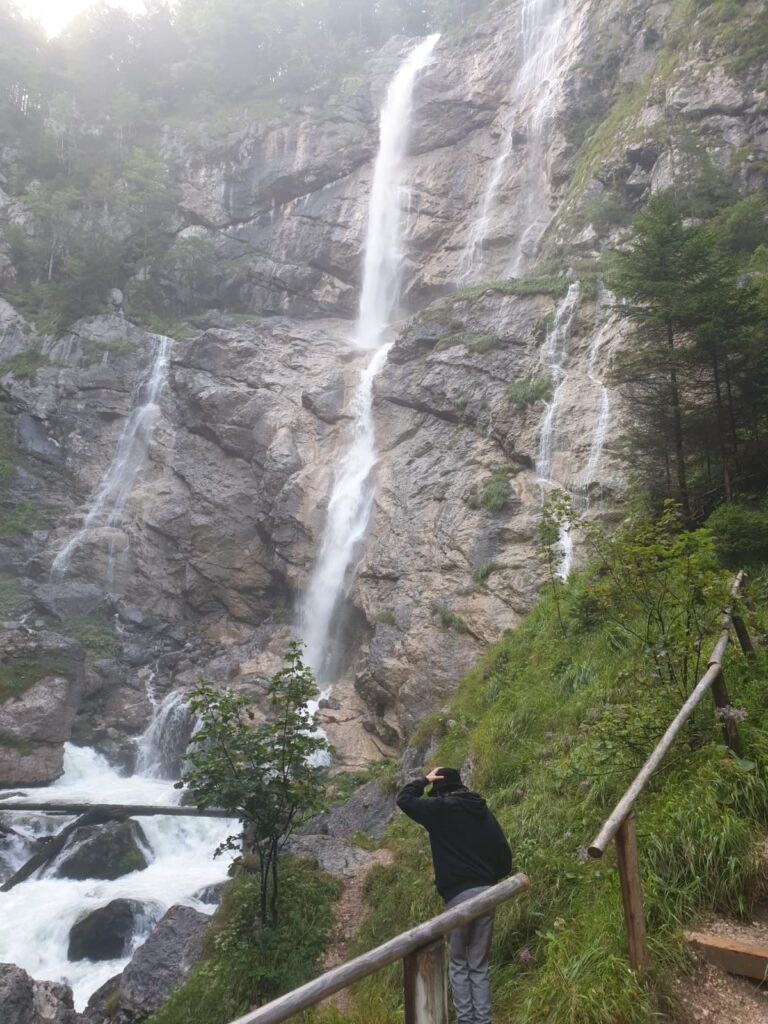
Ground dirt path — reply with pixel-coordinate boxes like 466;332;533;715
318;847;394;1012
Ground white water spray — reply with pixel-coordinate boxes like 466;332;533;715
300;35;439;681
460;0;571;280
0;694;234;1011
581;283;615;506
536;282;580;578
50;335;172;580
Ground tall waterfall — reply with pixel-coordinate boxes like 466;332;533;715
300;34;439;681
50;334;172;580
460;0;570;280
581;283;615;506
0;694;233;1011
536;282;580;579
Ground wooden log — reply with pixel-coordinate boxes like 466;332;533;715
732;615;756;660
614;812;648;971
223;874;529;1024
0;812;102;892
685;930;768;981
404;939;448;1024
0;801;232;818
711;669;743;756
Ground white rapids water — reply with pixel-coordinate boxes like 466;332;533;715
535;282;580;579
581;282;615;507
299;34;439;683
50;334;172;581
0;694;234;1011
460;0;572;280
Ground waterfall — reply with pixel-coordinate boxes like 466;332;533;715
460;0;570;280
535;282;580;579
50;334;172;580
134;691;196;780
581;283;615;506
299;34;439;682
0;701;233;1011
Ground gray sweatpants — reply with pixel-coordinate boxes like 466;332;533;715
444;886;495;1024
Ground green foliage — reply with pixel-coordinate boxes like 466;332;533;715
0;501;37;537
0;575;22;618
465;468;511;512
65;615;119;657
0;657;76;703
434;331;501;354
179;642;329;926
0;349;49;379
454;274;569;301
147;854;340;1024
340;512;768;1024
706;502;768;569
506;376;553;408
472;561;505;584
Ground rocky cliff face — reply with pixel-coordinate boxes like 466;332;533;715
0;0;765;779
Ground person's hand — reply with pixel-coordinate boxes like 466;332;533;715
425;767;444;783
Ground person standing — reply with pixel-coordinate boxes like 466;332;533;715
396;766;512;1024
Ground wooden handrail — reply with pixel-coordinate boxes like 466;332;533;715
224;873;529;1024
587;570;752;970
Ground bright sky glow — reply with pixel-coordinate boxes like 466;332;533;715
18;0;147;38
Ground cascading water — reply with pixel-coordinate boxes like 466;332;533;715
50;334;172;580
0;693;233;1011
535;282;580;578
581;283;615;507
459;0;572;281
299;34;439;683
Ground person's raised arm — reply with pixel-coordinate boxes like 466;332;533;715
396;767;445;824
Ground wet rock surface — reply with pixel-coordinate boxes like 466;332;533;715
68;900;146;962
56;821;149;882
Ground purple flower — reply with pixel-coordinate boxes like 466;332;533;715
579;723;591;733
518;947;532;963
563;830;572;840
586;708;601;720
514;787;524;798
562;731;573;745
579;780;590;791
575;846;590;862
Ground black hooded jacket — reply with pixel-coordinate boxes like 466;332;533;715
396;778;513;901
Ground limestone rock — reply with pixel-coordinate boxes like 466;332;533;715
0;963;77;1024
304;779;396;840
56;820;149;881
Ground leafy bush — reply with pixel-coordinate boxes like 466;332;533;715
0;657;76;702
0;349;49;379
430;601;470;634
706;502;768;568
147;855;340;1024
435;331;501;354
465;469;511;513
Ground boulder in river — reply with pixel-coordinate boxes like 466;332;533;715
55;820;149;881
67;899;146;961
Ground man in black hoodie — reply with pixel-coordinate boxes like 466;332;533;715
396;766;512;1024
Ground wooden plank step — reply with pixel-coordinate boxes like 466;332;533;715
685;930;768;982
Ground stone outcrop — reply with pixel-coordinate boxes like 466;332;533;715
0;963;77;1024
68;900;146;962
82;905;212;1024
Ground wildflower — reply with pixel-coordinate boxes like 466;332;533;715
579;723;590;733
541;747;551;757
575;846;589;862
545;731;554;739
579;779;590;790
518;948;532;963
561;731;573;745
514;787;524;798
563;830;572;840
586;708;601;720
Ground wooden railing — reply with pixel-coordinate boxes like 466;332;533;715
588;571;756;969
224;874;529;1024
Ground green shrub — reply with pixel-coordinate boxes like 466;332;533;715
506;377;553;407
0;501;38;537
465;469;511;513
147;855;340;1024
472;561;505;584
0;658;76;703
430;601;470;634
65;616;119;657
434;331;501;354
706;502;768;568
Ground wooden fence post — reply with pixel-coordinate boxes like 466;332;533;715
404;939;448;1024
615;811;648;971
711;669;743;756
731;614;756;660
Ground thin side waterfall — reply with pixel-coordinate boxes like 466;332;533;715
134;690;196;780
299;34;439;682
0;697;234;1011
459;0;570;281
535;282;580;579
581;282;616;507
50;334;172;580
